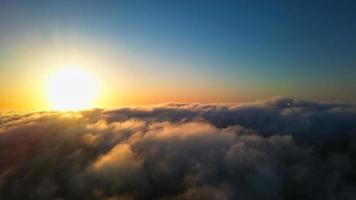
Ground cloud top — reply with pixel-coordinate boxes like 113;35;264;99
1;97;356;199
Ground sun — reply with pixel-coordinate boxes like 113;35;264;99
46;67;99;110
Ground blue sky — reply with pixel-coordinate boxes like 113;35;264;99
1;0;356;109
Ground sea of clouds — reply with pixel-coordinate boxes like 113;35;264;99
1;97;356;200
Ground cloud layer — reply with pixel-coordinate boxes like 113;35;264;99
1;97;356;200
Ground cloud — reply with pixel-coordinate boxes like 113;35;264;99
0;97;356;199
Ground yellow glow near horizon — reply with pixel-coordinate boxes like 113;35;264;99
46;67;99;110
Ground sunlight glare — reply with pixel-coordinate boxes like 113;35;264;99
46;67;98;110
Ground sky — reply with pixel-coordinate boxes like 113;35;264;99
1;0;356;110
1;2;356;199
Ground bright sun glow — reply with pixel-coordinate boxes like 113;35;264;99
46;67;98;110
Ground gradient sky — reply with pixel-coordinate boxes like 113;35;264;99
1;0;356;110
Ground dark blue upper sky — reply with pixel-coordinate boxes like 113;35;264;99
1;0;356;106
